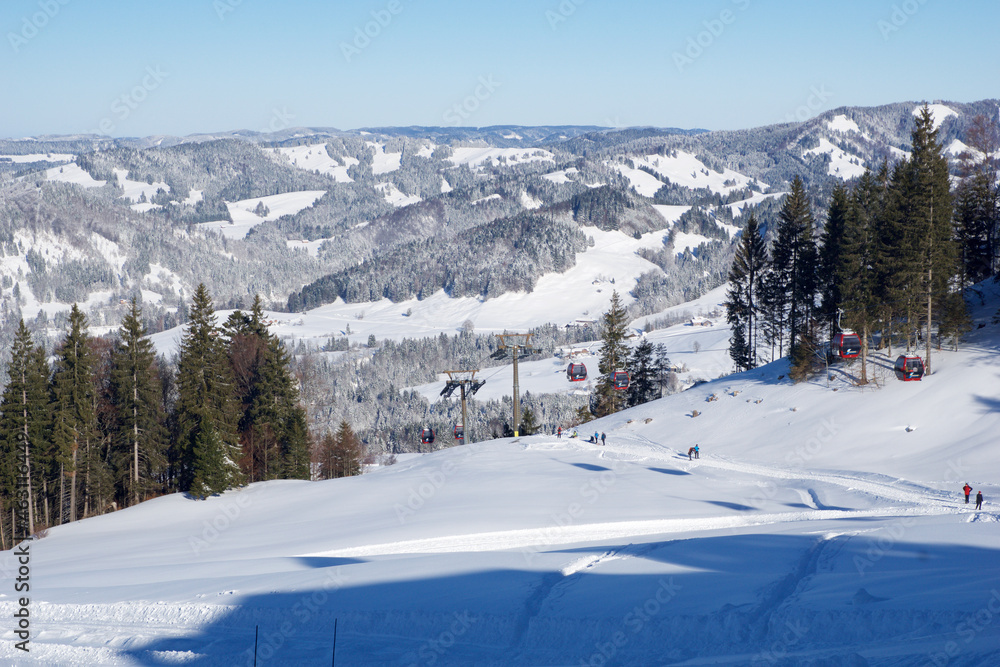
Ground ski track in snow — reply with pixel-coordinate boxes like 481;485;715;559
300;433;961;561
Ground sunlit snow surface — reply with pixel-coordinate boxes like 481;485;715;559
6;286;1000;665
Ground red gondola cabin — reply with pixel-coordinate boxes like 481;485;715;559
420;428;435;444
894;355;924;381
567;362;587;382
453;424;464;441
831;331;861;359
611;370;630;390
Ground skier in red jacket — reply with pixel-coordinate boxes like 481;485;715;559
963;483;972;504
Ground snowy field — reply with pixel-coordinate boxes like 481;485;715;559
613;151;763;197
804;139;868;180
197;190;328;239
275;145;357;182
42;163;106;188
152;225;724;359
6;284;1000;664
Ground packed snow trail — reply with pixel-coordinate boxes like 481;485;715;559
298;506;945;558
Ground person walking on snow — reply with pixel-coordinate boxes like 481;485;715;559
976;491;984;510
593;431;599;444
687;446;695;460
557;426;562;439
601;432;606;446
964;483;973;504
693;444;700;459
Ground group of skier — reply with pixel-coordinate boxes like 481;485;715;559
963;483;984;510
555;426;606;445
550;429;985;511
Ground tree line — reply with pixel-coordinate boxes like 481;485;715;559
725;107;995;380
0;286;351;543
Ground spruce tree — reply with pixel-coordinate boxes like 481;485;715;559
726;317;751;373
954;172;997;287
819;184;850;332
49;305;99;522
726;213;768;370
0;321;50;535
519;408;538;436
770;177;819;358
626;339;666;406
593;291;630;417
224;295;310;482
323;420;361;479
108;298;167;506
837;172;882;383
176;284;243;497
906;105;958;373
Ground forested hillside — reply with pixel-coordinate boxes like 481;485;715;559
0;98;995;481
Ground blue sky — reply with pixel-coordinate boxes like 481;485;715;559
1;0;996;138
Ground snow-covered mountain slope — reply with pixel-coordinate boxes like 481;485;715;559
6;287;1000;665
2;98;994;333
150;237;729;361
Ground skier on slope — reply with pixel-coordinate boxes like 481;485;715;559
976;491;984;510
963;483;972;504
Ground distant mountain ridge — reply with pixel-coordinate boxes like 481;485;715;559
0;98;994;350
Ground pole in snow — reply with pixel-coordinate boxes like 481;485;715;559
442;370;485;445
332;617;338;667
492;333;535;437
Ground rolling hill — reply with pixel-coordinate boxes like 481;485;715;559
3;282;1000;665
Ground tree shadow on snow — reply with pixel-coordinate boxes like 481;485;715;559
648;467;691;476
568;462;612;472
704;500;755;511
973;394;1000;414
121;534;1000;666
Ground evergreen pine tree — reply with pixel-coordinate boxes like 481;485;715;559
0;321;51;535
332;420;362;478
593;291;630;417
626;338;665;406
869;161;910;355
954;171;997;287
224;295;310;482
726;213;768;370
189;417;230;499
519;407;538;436
837;171;882;383
176;284;243;497
770;176;819;358
49;305;99;522
905;105;958;372
819;184;850;332
108;298;168;506
726;317;751;373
